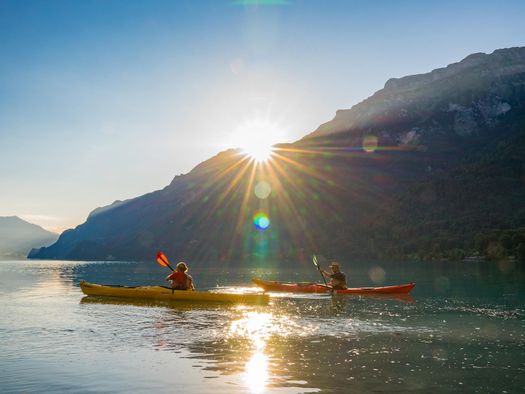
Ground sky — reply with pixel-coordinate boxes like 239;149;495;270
1;0;524;232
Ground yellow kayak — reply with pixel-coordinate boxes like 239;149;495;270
79;281;269;305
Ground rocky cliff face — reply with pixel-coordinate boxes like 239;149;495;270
30;47;525;264
307;47;525;146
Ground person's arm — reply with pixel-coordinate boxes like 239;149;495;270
188;275;195;290
166;272;175;281
321;270;331;278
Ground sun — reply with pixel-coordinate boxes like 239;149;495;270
231;119;286;162
244;143;274;162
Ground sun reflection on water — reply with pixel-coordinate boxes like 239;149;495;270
227;309;305;392
229;310;274;349
243;351;269;393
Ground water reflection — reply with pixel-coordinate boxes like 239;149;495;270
330;295;347;313
243;351;268;393
228;310;291;392
2;260;525;394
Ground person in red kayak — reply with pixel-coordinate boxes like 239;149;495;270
321;262;347;289
166;262;194;291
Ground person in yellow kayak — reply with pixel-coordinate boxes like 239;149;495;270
166;262;195;290
321;262;347;289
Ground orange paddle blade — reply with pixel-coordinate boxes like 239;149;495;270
156;251;170;267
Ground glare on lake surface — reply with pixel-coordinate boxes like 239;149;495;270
244;350;269;393
0;259;524;393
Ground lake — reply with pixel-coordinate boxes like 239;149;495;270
0;259;524;393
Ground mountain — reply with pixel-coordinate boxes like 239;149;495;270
29;47;525;265
0;216;58;260
308;49;524;141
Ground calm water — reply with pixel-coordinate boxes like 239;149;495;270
0;260;524;393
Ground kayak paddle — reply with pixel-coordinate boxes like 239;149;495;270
156;251;176;293
156;251;174;271
313;254;329;287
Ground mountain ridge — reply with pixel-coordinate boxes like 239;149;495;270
306;46;525;141
0;216;58;260
29;46;525;265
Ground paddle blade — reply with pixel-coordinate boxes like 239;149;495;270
313;253;329;287
156;251;170;267
312;254;320;268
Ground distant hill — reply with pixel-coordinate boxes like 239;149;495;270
30;47;525;265
0;216;58;260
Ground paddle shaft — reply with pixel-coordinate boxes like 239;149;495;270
313;254;329;287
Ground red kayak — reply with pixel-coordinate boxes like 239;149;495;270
252;278;415;295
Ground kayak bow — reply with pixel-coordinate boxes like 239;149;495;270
80;281;269;305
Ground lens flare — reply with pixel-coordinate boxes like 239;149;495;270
369;266;386;284
363;135;378;153
253;212;270;230
254;181;272;199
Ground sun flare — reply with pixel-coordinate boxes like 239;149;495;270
246;144;274;162
231;119;286;162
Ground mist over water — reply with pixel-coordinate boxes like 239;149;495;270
0;260;524;393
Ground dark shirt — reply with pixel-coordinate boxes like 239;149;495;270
329;271;347;289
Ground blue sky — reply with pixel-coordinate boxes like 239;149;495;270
1;0;524;231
